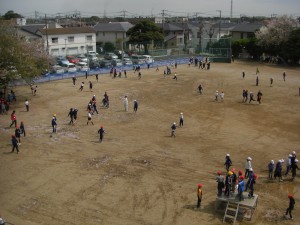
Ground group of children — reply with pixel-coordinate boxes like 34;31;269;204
268;151;299;181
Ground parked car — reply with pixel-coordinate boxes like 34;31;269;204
88;55;98;62
58;59;70;67
66;55;80;64
66;63;77;73
100;60;113;68
77;55;88;62
76;62;89;72
111;59;122;67
123;58;133;66
51;65;65;74
104;53;118;60
89;61;100;70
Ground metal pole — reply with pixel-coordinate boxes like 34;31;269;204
217;10;221;39
64;38;67;57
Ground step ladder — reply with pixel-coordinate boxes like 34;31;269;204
223;201;239;224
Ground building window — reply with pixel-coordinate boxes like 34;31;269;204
240;33;244;39
86;35;93;41
68;36;74;42
51;37;58;43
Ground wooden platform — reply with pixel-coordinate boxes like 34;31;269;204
215;193;258;222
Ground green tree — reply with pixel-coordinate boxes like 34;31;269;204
0;21;52;94
126;20;164;54
103;42;115;52
281;28;300;64
3;10;22;20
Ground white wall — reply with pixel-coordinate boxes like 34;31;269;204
44;33;96;56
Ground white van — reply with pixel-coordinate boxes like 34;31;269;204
142;55;154;64
66;63;77;73
131;55;146;64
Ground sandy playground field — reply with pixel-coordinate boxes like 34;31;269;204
0;60;300;225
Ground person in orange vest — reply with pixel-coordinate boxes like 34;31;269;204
197;183;203;209
9;110;17;127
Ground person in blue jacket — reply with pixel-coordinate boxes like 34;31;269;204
237;176;245;201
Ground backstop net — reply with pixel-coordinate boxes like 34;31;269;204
200;37;232;63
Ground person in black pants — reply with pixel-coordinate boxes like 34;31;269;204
216;171;224;196
52;114;57;132
11;135;19;153
285;194;295;220
133;100;138;113
20;121;26;137
98;126;105;142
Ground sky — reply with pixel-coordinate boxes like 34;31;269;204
0;0;299;18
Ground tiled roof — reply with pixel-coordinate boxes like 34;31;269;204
38;27;95;35
164;34;176;42
94;22;134;32
21;24;45;35
231;23;263;32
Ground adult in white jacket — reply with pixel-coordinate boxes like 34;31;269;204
245;157;252;178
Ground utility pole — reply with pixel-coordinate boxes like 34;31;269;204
45;14;49;55
230;0;233;20
216;10;222;39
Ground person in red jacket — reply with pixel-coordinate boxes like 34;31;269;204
9;110;17;127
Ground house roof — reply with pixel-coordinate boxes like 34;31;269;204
94;22;133;32
21;24;46;35
158;23;183;31
212;23;236;29
231;23;263;33
38;27;95;35
164;34;176;42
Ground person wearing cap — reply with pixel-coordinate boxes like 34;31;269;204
284;154;292;176
245;157;252;178
172;72;177;80
133;100;138;113
15;125;21;143
224;154;232;171
215;90;219;101
11;135;19;153
274;159;284;182
98;125;105;142
245;168;254;192
171;122;176;137
268;160;275;179
247;174;257;198
231;168;237;192
179;112;184;127
291;151;297;167
216;171;225;196
52;114;57;133
237;176;245;201
225;171;233;197
197;183;203;208
285;194;295;220
291;159;299;181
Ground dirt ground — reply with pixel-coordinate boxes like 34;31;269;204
0;60;300;225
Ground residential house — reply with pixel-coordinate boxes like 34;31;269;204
231;23;263;40
157;22;196;49
37;27;96;56
94;22;133;49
